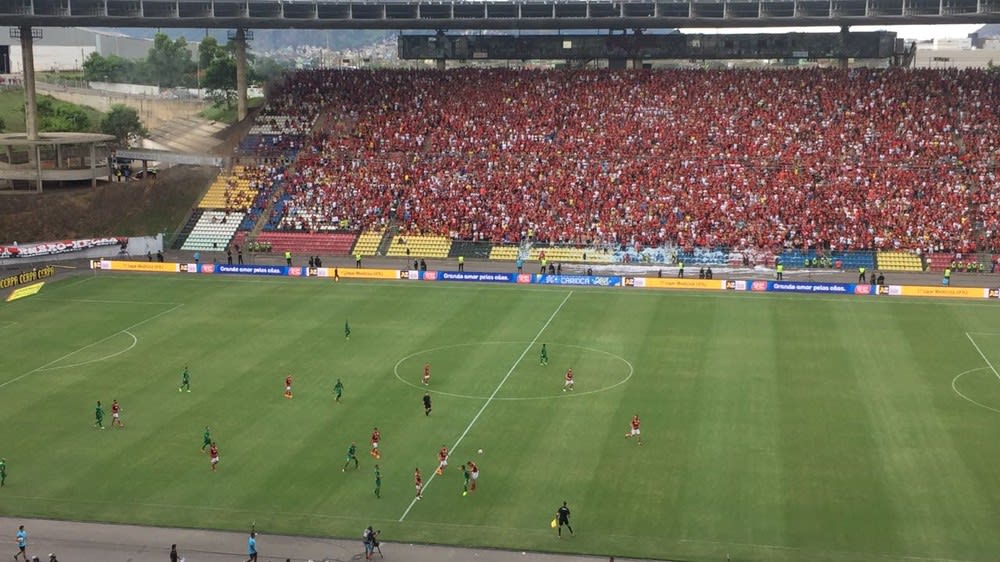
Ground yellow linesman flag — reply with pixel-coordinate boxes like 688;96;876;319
550;518;558;529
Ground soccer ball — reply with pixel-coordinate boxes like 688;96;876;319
478;448;483;454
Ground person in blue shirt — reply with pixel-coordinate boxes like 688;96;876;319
13;525;27;561
245;531;257;562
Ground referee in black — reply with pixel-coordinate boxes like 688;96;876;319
556;501;574;537
423;392;432;416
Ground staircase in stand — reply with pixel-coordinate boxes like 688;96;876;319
172;209;204;250
376;224;399;256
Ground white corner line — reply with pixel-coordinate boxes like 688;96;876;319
399;290;573;522
965;332;1000;384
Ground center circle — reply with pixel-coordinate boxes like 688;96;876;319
393;341;633;401
952;367;1000;414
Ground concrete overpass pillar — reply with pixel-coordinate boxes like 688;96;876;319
19;26;39;141
234;28;249;122
839;25;850;70
436;59;446;71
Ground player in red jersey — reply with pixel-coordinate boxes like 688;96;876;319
111;399;124;428
284;375;293;399
467;460;479;491
414;468;423;499
422;364;431;386
626;414;642;445
209;442;220;471
563;368;574;392
370;427;381;459
435;445;448;475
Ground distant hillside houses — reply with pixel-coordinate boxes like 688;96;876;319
0;27;155;73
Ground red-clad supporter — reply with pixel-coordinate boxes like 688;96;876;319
252;68;1000;252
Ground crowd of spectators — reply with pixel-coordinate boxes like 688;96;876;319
265;67;1000;252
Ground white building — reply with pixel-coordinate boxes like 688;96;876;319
0;27;155;74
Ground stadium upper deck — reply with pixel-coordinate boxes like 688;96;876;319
1;0;998;29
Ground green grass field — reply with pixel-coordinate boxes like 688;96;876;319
4;273;1000;561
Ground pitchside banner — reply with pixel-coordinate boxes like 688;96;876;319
440;271;518;283
629;278;728;290
766;281;872;295
94;260;179;272
533;274;622;287
216;264;288;276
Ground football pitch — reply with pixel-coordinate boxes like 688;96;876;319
4;272;1000;562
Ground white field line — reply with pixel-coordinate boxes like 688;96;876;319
965;332;1000;384
36;331;138;372
398;290;574;522
0;304;183;389
32;298;181;305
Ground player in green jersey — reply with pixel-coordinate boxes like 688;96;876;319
179;366;191;392
343;442;359;471
333;378;344;402
540;344;548;366
0;458;6;487
461;464;471;496
202;426;212;451
344;321;351;340
95;401;105;429
373;464;381;498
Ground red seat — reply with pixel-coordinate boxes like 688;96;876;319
927;253;954;272
255;232;359;255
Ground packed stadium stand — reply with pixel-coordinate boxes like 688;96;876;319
230;67;1000;262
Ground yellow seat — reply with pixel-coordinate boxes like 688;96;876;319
877;251;922;272
387;236;452;258
489;246;518;260
351;230;384;256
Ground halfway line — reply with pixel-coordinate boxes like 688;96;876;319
398;290;574;522
965;332;1000;384
0;303;184;389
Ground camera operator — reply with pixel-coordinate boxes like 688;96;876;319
362;526;381;560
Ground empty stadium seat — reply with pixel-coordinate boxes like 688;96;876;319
876;251;923;272
181;211;245;252
352;231;384;256
386;236;451;259
253;232;359;256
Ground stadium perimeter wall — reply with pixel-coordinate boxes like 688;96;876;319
88;260;1000;302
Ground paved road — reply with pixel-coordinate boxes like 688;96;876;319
0;517;640;562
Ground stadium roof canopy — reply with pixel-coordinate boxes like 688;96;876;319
0;0;998;30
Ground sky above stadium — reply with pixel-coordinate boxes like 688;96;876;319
682;25;982;40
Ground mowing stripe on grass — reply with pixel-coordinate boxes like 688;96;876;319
965;332;1000;383
0;303;183;389
398;290;574;522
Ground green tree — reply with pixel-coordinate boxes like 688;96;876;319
146;33;195;88
100;104;148;146
198;37;239;108
251;56;288;84
204;56;237;108
82;52;136;83
198;36;225;71
35;99;91;132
